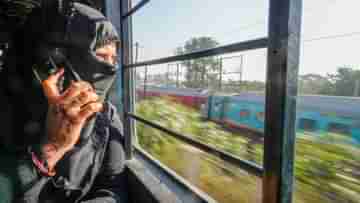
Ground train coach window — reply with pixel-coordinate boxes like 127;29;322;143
328;122;351;136
131;51;268;201
131;0;268;62
134;54;266;167
294;1;360;202
298;118;317;132
131;3;268;199
239;109;250;119
256;112;264;123
354;121;360;128
136;122;262;203
123;0;304;202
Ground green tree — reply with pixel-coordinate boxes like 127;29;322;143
175;37;220;89
327;67;360;96
298;74;334;95
298;67;360;96
222;80;266;93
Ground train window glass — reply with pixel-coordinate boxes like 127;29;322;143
255;112;264;123
136;122;262;203
239;109;250;119
134;48;266;202
132;0;269;62
298;118;317;132
353;121;360;129
131;0;142;7
294;1;360;202
328;123;351;136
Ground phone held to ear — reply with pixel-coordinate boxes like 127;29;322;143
32;48;81;93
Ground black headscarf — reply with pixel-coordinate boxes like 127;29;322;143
1;2;120;150
30;2;120;100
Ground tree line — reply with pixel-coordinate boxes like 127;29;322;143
299;67;360;96
175;36;360;96
137;36;359;97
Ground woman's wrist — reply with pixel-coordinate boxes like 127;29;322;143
40;142;71;171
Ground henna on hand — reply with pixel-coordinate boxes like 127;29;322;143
40;68;103;170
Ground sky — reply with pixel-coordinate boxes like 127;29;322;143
132;0;360;82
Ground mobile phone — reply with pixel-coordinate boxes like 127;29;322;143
32;48;81;92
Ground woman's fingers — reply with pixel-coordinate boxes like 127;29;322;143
44;75;101;124
59;81;94;106
74;102;103;123
42;68;64;103
63;91;99;118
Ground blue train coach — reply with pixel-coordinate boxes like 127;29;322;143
203;92;360;145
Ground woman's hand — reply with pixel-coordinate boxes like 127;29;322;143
40;68;103;171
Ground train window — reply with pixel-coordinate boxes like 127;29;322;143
294;1;360;202
132;0;268;62
256;112;264;122
239;109;250;119
328;123;351;136
298;118;317;132
136;122;262;203
124;0;303;202
134;51;266;170
132;6;268;199
354;121;360;128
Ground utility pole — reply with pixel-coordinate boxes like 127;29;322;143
166;64;170;87
134;42;139;101
239;55;243;92
219;57;223;91
354;79;360;97
176;63;180;88
144;65;148;98
134;42;139;63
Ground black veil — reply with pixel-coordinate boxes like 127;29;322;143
0;1;119;151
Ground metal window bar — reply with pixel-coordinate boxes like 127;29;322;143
122;0;150;20
127;112;264;177
133;146;218;203
263;0;302;203
124;38;268;68
120;0;135;159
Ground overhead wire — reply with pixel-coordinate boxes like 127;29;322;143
303;32;360;43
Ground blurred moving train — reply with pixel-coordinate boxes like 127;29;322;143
137;86;360;145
